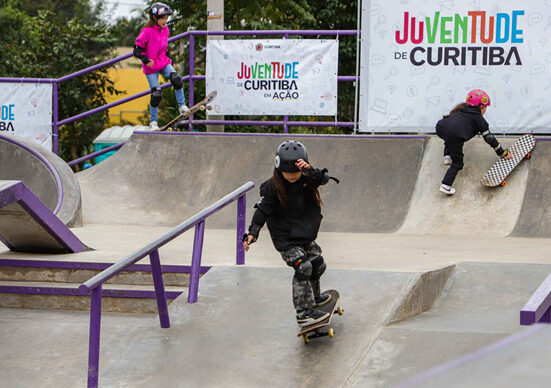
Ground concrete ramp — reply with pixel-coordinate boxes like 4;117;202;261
78;133;425;232
399;137;529;236
511;140;551;237
0;134;82;226
0;181;85;253
399;324;551;388
345;262;551;387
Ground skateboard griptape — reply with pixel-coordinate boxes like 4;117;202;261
481;134;535;187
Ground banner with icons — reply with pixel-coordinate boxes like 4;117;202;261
359;0;551;133
206;39;339;116
0;83;53;150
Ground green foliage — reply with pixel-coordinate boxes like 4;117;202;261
0;1;122;167
14;0;103;24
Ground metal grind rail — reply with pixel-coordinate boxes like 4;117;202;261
78;181;254;387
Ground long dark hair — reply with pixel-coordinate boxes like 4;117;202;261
143;18;158;28
269;168;323;211
443;102;483;118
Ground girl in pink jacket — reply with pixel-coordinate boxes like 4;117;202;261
133;3;189;131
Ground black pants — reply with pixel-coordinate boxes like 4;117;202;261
436;126;465;186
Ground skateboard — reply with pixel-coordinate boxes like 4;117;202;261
297;289;343;344
481;134;536;187
160;90;217;131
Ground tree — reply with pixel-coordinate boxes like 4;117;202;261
0;1;123;167
110;15;148;47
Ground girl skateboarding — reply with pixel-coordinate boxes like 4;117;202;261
243;140;338;327
133;2;189;131
436;89;511;195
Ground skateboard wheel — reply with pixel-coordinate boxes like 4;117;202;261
527;153;531;159
500;181;506;187
337;306;344;316
328;328;334;338
207;105;213;110
302;334;309;344
200;105;206;111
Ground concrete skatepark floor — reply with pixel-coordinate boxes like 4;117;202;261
2;133;551;387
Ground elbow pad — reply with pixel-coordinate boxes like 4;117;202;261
133;45;150;64
482;130;499;149
320;168;340;185
304;167;339;185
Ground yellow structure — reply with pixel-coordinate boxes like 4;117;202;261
105;47;150;125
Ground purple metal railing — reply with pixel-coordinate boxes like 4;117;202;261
0;30;358;157
520;273;551;325
78;181;254;388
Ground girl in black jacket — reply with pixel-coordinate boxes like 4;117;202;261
243;140;336;327
436;89;511;195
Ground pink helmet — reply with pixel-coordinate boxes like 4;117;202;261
466;89;491;107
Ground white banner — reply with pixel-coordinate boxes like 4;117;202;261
359;1;551;133
206;39;339;116
0;83;53;150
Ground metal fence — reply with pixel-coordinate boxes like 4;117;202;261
0;29;359;155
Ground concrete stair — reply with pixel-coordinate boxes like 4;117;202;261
0;260;207;313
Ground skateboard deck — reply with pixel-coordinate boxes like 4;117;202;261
160;90;217;131
481;134;536;187
297;289;343;344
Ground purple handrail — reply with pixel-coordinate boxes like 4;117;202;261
79;181;254;388
520;273;551;325
67;142;125;167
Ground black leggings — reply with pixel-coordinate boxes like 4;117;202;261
437;128;465;186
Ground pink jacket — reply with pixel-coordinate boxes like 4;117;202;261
135;25;172;74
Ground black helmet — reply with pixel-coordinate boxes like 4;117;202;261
149;2;173;18
275;140;308;172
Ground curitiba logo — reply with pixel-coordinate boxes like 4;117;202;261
256;43;263;51
394;10;524;66
236;61;300;100
0;104;15;132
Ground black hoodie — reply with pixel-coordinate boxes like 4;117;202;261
249;168;327;252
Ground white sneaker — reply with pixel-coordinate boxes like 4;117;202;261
149;121;160;131
439;184;456;195
444;155;452;165
179;105;190;115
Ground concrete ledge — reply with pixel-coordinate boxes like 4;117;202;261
0;181;86;253
387;265;455;325
0;281;186;313
0;134;82;226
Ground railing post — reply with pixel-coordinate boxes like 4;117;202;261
52;81;59;154
87;285;102;388
188;220;205;303
149;249;170;328
236;194;246;265
188;33;195;132
283;32;290;134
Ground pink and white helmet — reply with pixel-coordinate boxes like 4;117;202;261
466;89;491;107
